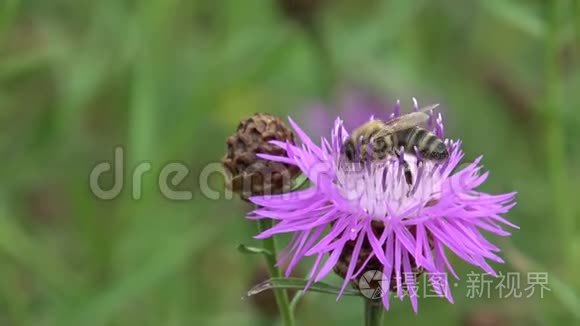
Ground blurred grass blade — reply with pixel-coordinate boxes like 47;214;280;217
0;0;20;35
506;245;580;320
237;243;272;257
0;204;79;292
0;48;60;82
480;0;545;39
63;227;215;326
548;275;580;320
247;277;362;298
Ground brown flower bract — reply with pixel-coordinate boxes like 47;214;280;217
223;113;300;200
334;222;431;299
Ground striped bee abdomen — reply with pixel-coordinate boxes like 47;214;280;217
398;127;448;161
343;121;448;164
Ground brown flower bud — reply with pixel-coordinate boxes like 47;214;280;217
334;222;431;300
223;113;300;200
277;0;325;26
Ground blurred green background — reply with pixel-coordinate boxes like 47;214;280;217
1;0;579;325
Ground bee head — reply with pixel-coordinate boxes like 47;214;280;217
342;138;357;162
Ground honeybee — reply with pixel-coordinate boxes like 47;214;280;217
342;104;448;185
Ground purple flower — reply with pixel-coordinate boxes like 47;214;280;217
248;100;517;311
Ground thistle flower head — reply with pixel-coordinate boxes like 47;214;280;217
248;100;517;311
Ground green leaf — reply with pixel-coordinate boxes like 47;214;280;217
246;277;362;298
290;290;305;311
237;244;272;257
291;174;310;191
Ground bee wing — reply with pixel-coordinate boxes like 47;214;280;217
378;111;430;136
418;103;440;114
372;103;439;139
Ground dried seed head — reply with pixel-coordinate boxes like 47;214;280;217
223;113;300;200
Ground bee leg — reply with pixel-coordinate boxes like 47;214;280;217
403;161;413;187
403;162;415;197
395;148;413;187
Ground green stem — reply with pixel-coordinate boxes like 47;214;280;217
544;1;573;258
257;219;295;326
364;300;384;326
575;0;580;42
